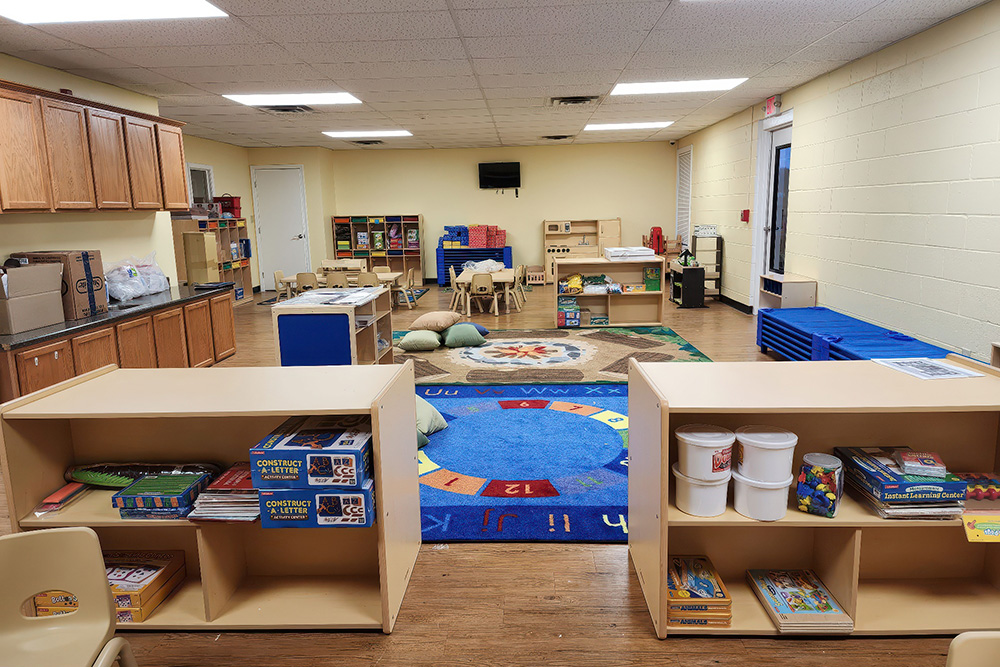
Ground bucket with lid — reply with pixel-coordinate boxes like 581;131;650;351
732;469;794;521
735;425;797;483
672;463;730;517
675;424;735;482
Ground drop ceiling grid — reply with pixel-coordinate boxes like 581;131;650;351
0;0;989;148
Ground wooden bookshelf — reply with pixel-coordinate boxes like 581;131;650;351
628;356;1000;639
0;364;421;632
332;215;423;281
173;218;254;305
271;288;394;366
553;257;665;328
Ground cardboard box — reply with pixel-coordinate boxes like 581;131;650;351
10;251;108;320
34;590;79;608
250;415;373;489
0;263;64;335
104;550;186;608
114;567;186;623
260;479;375;528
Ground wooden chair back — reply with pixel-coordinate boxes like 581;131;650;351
295;272;319;291
357;272;379;287
448;265;460;288
273;270;285;289
373;266;391;274
470;273;494;295
326;272;349;288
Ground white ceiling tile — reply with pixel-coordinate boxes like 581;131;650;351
464;32;648;58
825;18;939;43
128;81;209;96
64;67;177;86
98;44;300;68
150;64;326;84
335;76;479;93
452;0;667;7
0;20;77;51
477;71;620;88
312;60;474;79
859;0;985;21
642;22;840;53
365;99;489;112
10;49;135;70
453;4;666;37
34;18;264;48
483;86;609;99
354;89;484;103
471;53;631;75
216;0;448;14
194;80;344;95
242;12;458;43
282;39;467;63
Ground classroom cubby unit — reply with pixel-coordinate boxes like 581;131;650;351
332;215;423;280
0;363;421;632
628;357;1000;639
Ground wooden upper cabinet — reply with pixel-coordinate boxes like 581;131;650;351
122;116;163;209
41;99;97;210
156;124;189;210
86;108;132;209
0;89;53;210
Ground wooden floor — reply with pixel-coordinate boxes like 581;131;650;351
1;285;952;666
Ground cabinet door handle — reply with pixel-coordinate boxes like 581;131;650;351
54;351;59;360
34;357;39;366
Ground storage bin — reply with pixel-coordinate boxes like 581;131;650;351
672;463;730;517
735;425;797;483
675;424;735;482
732;470;793;521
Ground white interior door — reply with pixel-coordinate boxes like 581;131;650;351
750;111;793;312
251;166;310;291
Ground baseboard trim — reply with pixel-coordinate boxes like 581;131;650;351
721;295;753;314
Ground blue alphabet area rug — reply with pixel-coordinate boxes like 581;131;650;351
418;383;629;543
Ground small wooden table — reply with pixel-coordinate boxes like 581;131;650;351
277;275;297;299
376;271;404;286
455;269;518;316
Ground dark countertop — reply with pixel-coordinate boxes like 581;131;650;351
1;285;232;351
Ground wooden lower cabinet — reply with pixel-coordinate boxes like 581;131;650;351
210;293;236;362
116;317;157;368
183;300;215;368
70;327;117;374
152;307;188;368
14;339;75;395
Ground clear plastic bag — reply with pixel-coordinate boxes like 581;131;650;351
105;260;147;302
134;251;169;295
461;259;505;273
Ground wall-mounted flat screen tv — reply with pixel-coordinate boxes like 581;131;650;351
479;162;520;189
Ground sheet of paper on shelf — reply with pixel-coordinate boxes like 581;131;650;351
873;358;983;380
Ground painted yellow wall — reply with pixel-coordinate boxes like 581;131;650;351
0;54;176;283
330;142;677;279
679;0;1000;360
182;135;260;286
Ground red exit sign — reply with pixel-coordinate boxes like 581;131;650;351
764;95;781;117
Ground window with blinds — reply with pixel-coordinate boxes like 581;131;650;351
676;146;692;246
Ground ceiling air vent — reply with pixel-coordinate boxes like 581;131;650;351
351;140;384;146
258;105;315;115
549;95;600;107
541;135;574;141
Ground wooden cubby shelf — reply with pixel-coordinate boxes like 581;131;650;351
628;356;1000;639
553;257;666;328
0;363;421;632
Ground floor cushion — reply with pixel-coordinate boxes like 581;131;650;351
469;322;490;336
442;323;487;348
416;395;448;435
399;330;441;351
410;310;462;332
417;430;430;449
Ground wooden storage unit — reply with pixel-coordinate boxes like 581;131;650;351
759;272;817;309
553;257;665;328
628;356;1000;639
1;287;236;402
669;260;706;309
174;219;254;304
0;89;52;210
692;234;722;299
85;108;133;210
332;215;424;281
40;99;96;210
542;218;622;284
0;363;422;632
273;288;393;366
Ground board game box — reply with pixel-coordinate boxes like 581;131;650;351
260;479;375;528
746;569;853;633
115;567;185;623
33;590;79;607
111;473;211;509
834;446;966;503
250;415;373;489
104;550;186;608
666;555;732;610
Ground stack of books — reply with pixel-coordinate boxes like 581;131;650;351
188;462;259;522
835;446;966;519
666;556;732;628
111;473;211;520
747;569;853;634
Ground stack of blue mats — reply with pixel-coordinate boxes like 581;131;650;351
757;307;951;361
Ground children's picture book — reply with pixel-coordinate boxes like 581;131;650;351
667;556;731;609
406;228;419;248
746;569;853;633
893;450;947;478
356;231;369;249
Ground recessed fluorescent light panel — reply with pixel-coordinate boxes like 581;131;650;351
583;122;673;131
323;130;413;138
0;0;227;23
611;78;748;95
224;93;362;106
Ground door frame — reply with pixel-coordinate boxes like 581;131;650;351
250;164;311;291
750;109;793;312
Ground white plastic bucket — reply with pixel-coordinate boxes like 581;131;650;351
735;425;798;483
675;424;735;482
672;463;730;517
732;469;793;521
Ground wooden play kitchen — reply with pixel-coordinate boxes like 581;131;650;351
0;363;421;631
542;218;621;284
628;356;1000;639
